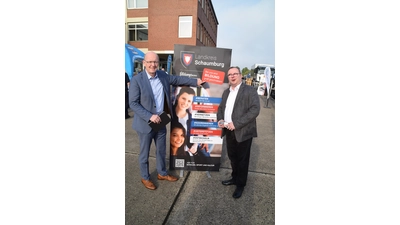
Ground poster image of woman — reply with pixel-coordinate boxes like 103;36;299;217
169;121;210;170
172;87;210;158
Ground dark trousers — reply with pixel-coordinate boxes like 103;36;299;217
225;130;253;187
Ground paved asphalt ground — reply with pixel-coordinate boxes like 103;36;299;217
125;94;275;225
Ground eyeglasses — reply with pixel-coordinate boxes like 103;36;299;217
145;61;159;64
227;73;240;77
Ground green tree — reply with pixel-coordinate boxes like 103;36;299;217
241;67;250;77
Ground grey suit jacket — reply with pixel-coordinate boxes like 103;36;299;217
217;82;260;142
129;70;198;133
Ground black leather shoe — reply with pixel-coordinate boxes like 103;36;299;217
222;179;236;186
233;186;244;198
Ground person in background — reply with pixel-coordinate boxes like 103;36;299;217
125;72;130;119
217;66;260;198
129;51;204;190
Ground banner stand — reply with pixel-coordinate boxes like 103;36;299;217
179;170;212;178
170;44;231;173
264;96;270;108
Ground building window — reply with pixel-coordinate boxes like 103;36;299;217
200;23;203;42
197;19;201;40
179;16;192;38
127;0;148;9
128;23;148;41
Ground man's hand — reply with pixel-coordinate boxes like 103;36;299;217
218;120;226;128
197;78;205;86
226;122;235;131
150;114;161;124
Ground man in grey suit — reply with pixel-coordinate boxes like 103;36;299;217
217;66;260;198
129;51;204;190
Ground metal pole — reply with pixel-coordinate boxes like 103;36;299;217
265;78;274;108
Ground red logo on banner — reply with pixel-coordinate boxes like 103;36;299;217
181;51;194;68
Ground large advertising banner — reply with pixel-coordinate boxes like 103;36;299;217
169;44;232;171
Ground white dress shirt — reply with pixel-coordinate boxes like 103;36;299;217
224;82;242;123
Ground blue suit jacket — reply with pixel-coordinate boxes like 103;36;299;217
129;70;198;133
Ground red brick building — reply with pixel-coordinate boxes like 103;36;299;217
125;0;219;71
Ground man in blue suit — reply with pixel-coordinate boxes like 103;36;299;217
129;51;204;190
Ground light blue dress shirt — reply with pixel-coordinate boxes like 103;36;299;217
147;72;164;114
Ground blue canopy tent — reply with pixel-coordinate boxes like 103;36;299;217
125;43;145;79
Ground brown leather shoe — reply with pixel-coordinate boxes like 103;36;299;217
157;174;178;182
141;179;156;190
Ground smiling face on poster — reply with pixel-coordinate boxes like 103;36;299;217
170;122;186;157
177;91;194;112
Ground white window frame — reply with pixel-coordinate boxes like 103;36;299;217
179;16;192;38
127;0;148;9
128;23;148;41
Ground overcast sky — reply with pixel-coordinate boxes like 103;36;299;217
211;0;275;70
